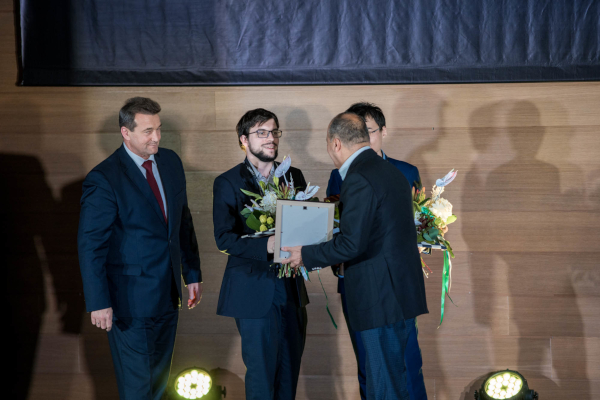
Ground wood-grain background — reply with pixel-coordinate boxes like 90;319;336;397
2;2;599;399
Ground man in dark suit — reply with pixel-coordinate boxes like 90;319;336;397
78;97;202;400
282;112;428;400
326;103;426;400
213;108;309;400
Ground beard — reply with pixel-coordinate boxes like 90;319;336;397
248;141;278;162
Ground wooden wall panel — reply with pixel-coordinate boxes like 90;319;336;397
2;2;600;399
214;84;600;130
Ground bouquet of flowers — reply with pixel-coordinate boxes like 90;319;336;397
239;156;319;278
413;169;458;325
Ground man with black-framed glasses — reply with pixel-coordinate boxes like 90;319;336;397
212;108;309;400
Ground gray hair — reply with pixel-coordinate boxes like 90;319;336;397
328;112;370;146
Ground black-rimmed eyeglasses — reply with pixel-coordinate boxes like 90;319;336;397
248;129;283;138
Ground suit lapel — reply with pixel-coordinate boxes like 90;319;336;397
118;146;168;230
154;150;177;236
240;160;261;194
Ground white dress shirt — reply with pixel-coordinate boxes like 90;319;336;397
123;143;168;215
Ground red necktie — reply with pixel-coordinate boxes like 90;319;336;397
142;160;167;223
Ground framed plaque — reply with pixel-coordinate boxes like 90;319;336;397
274;200;336;263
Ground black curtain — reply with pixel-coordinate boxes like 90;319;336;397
18;0;600;86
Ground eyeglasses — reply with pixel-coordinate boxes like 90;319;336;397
368;128;380;134
248;129;283;138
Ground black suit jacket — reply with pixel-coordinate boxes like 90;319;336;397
302;149;428;331
213;160;309;319
78;145;201;318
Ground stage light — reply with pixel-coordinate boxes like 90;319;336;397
173;368;212;399
474;370;538;400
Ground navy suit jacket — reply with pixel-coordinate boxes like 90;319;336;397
303;149;428;331
78;145;201;318
213;161;309;319
327;151;421;293
327;150;420;197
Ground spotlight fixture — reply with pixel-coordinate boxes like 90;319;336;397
173;368;213;399
475;370;538;400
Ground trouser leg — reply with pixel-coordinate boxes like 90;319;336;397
235;278;305;400
273;302;306;400
236;306;280;400
340;278;367;400
404;318;427;400
360;318;413;400
150;310;179;400
107;310;178;400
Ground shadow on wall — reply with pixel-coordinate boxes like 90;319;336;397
1;99;119;399
2;99;52;400
463;101;590;399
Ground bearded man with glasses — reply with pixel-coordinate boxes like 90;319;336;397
212;108;309;400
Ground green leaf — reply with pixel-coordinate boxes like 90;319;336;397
259;181;266;191
273;176;279;188
423;232;432;242
445;215;457;224
246;214;262;231
240;188;262;200
413;201;422;213
419;198;431;206
252;210;266;219
240;208;252;217
427;228;440;242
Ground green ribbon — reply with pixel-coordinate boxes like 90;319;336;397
318;270;337;329
439;250;455;326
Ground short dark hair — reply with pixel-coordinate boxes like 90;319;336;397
236;108;279;149
119;97;161;131
346;102;386;130
328;112;370;147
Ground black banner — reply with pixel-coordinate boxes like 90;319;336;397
18;0;600;86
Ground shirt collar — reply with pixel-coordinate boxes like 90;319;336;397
245;158;276;191
381;149;387;160
123;142;155;167
339;146;371;181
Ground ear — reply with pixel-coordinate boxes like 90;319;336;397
240;134;249;148
121;126;130;141
334;137;343;152
381;126;388;139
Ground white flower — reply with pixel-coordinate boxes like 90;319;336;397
414;211;422;226
295;183;319;201
429;198;453;222
260;190;278;214
274;156;291;178
435;169;457;187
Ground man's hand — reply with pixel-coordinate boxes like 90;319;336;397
91;307;113;332
267;236;275;254
280;246;304;268
187;282;203;309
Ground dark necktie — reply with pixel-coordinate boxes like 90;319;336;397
142;160;167;223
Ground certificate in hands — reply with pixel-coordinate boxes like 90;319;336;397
274;200;335;263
